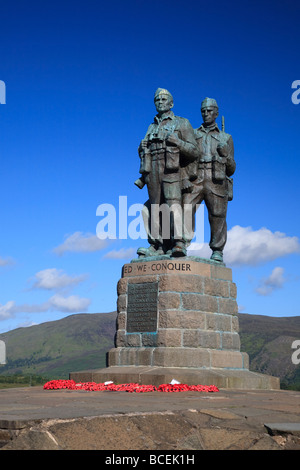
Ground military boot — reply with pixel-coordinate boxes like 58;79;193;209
210;250;223;263
171;241;187;257
137;244;164;258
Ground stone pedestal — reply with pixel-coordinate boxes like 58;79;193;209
70;257;280;390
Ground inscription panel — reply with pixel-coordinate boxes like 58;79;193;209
127;282;158;333
122;259;212;278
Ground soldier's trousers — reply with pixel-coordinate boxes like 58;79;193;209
142;158;183;249
183;173;228;253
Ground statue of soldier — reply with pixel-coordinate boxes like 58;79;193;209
135;88;198;258
183;98;236;263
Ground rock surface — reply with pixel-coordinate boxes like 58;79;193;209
0;386;299;450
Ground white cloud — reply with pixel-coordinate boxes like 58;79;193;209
29;268;88;291
225;226;300;266
53;232;108;256
188;225;300;266
255;267;286;296
0;265;91;323
46;294;91;312
103;247;136;260
0;256;15;267
17;321;38;328
188;242;211;259
0;301;17;321
0;294;91;320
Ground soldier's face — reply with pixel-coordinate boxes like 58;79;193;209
154;94;173;114
201;106;218;125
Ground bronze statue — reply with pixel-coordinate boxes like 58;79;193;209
135;92;235;263
136;88;198;258
183;97;236;263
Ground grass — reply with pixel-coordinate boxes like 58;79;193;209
0;374;48;389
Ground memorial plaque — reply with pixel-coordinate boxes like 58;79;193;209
127;282;158;333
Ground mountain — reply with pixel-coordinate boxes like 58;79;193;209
0;312;299;389
238;314;300;389
0;312;117;378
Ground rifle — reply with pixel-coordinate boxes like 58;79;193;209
222;115;225;132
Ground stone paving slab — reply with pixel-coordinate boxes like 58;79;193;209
264;422;300;436
0;386;299;450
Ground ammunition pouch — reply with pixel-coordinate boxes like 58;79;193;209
186;160;198;181
139;150;151;174
212;156;226;182
165;145;180;171
226;176;233;201
162;176;181;201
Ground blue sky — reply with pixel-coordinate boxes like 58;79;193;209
0;0;300;333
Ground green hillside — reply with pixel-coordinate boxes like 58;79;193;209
239;314;300;389
0;312;117;378
0;312;299;389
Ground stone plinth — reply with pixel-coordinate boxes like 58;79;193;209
70;257;280;390
110;258;245;368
